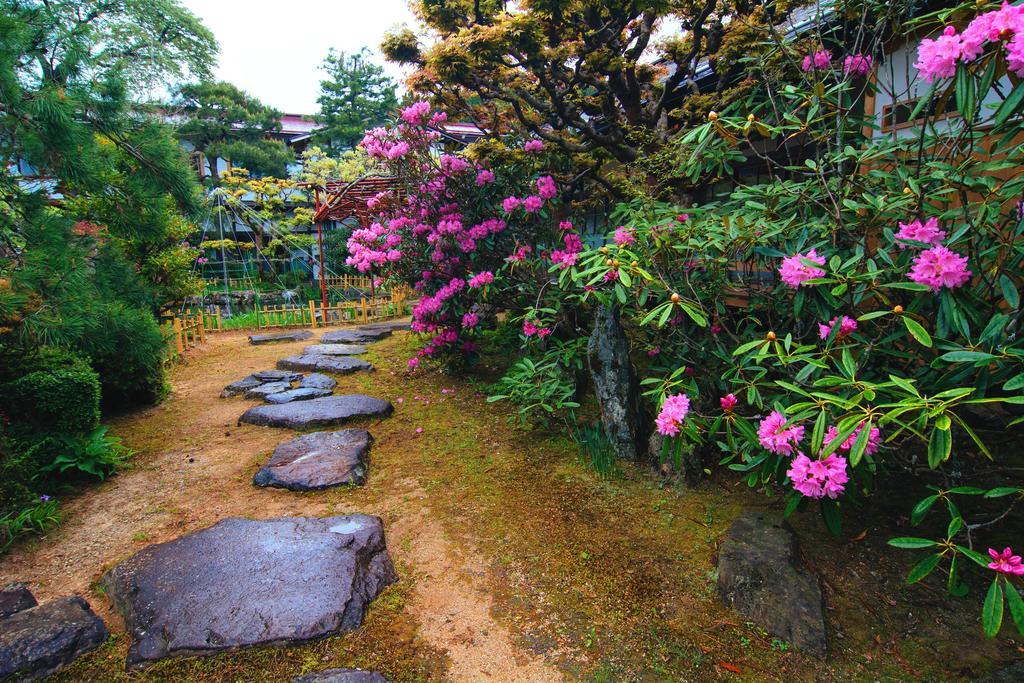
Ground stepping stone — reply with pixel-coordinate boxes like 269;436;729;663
320;329;390;344
300;373;337;390
221;375;263;398
293;669;389;683
0;584;37;620
253;430;371;490
239;395;393;430
358;321;410;332
277;355;373;375
717;509;827;658
244;381;293;400
303;344;367;356
0;596;108;681
248;330;314;345
102;515;397;668
253;369;303;383
264;387;334;404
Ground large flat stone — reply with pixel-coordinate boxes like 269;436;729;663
320;329;391;344
264;387;334;404
717;510;827;658
0;584;37;619
248;330;314;345
292;669;389;683
244;381;293;400
0;596;108;681
221;375;264;398
102;515;397;668
303;344;368;356
358;321;410;332
300;373;337;390
239;395;393;430
253;369;303;383
277;355;373;375
253;430;371;490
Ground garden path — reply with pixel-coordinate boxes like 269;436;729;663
0;328;559;682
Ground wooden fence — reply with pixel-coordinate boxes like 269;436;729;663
253;290;408;329
323;274;374;291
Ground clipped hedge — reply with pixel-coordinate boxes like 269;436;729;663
77;305;168;410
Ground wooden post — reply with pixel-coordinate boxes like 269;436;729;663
216;308;222;331
173;317;184;354
309;300;317;328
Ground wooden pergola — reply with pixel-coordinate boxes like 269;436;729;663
306;176;403;313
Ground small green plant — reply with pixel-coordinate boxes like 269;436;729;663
568;418;619;479
488;342;581;426
1;497;61;552
41;427;132;480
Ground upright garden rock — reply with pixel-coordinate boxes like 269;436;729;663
239;395;393;430
292;669;389;683
587;304;648;461
0;596;108;681
248;330;314;345
277;355;373;374
300;373;337;390
717;509;828;658
102;515;397;668
264;387;334;404
254;430;372;490
321;329;390;344
0;584;37;619
303;344;367;356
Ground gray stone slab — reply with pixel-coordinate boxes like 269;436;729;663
239;395;393;430
102;515;396;668
221;375;264;398
320;329;391;344
252;370;303;383
0;596;108;681
253;430;371;490
264;387;334;404
299;373;337;390
303;344;367;356
292;669;389;683
243;381;293;400
248;330;314;345
277;355;373;375
0;584;37;619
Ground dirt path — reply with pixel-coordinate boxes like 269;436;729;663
0;328;559;682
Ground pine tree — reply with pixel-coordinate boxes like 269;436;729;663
315;48;398;152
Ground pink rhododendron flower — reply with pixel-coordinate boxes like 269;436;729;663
787;453;849;499
758;411;805;455
537;175;557;199
475;169;495;185
647;347;660;357
407;357;419;369
502;196;521;213
401;101;431;125
523;139;544;153
818;315;858;341
961;3;1024;61
462;312;479;328
843;54;873;76
676;214;690;223
824;422;881;456
537;327;552;338
522;319;538;336
720;394;738;412
468;271;494;288
908;245;971;291
801;49;833;72
987;547;1024;575
523;195;544;213
779;249;826;288
915;26;964;81
655;393;691;437
613;226;636;246
559;220;574;231
895;217;947;249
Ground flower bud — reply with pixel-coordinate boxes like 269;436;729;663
766;331;776;341
670;293;682;303
893;305;903;314
708;111;718;121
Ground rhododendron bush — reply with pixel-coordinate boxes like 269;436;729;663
550;1;1024;637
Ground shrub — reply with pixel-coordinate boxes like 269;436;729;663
77;305;168;409
3;363;101;438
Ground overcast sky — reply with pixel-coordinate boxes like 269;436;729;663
179;0;418;114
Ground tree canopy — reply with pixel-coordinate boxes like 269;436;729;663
172;81;294;181
314;47;399;152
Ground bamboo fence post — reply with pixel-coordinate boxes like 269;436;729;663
216;309;222;331
309;300;317;328
172;317;184;354
360;297;367;322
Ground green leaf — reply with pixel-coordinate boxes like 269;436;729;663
848;418;872;467
1005;580;1024;635
888;537;938;549
983;578;1004;638
911;495;938;525
937;351;997;363
928;427;952;469
857;310;889;321
820;498;842;536
1003;373;1024;392
1000;274;1020;309
906;553;942;583
993;79;1024;126
903;317;932;347
957;545;991;568
984;487;1022;498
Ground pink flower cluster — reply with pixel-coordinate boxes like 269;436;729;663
843;54;873;76
550;231;584;269
613;226;636;246
523;139;544;153
476;169;495;186
522;319;552;338
537;176;557;199
655;393;691;437
824;422;881;457
895;217;946;249
787;453;849;499
720;393;738;412
818;315;858;341
987;547;1024;575
779;248;826;288
916;3;1024;81
468;271;495;288
908;245;971;291
758;411;804;455
802;49;833;72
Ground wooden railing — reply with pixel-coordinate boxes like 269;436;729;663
255;290;408;329
323;274;375;291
